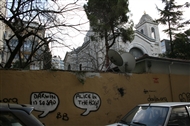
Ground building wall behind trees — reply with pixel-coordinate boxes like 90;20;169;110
64;13;162;71
0;0;6;63
2;22;46;69
0;70;190;126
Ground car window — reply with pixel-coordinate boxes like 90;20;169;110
167;106;190;126
0;112;25;126
132;106;168;126
186;106;190;115
121;106;168;126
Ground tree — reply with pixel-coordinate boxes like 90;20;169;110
0;0;84;69
156;0;189;57
172;29;190;59
12;60;30;69
77;36;106;71
43;43;52;69
84;0;134;68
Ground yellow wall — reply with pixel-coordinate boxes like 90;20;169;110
0;70;190;126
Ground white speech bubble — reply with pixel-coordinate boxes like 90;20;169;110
74;92;101;116
30;92;59;118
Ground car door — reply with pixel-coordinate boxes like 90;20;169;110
167;106;190;126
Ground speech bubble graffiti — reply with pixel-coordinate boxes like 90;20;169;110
30;92;59;118
73;92;101;116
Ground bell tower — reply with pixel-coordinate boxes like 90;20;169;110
135;12;160;42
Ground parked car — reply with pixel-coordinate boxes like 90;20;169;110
108;102;190;126
0;103;44;126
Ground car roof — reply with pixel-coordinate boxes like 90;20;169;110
0;103;34;114
139;102;190;107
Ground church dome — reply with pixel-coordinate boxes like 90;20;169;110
135;13;157;28
140;13;153;23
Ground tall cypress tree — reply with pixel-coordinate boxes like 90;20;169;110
156;0;188;57
172;29;190;59
84;0;134;68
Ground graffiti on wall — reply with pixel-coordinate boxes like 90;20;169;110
56;112;69;121
117;88;125;97
179;92;190;102
144;89;156;94
103;85;110;95
73;92;101;116
153;78;159;83
112;85;126;100
30;91;59;118
147;95;168;102
0;98;18;104
103;85;125;97
144;89;168;102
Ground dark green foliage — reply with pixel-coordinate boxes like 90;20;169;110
156;0;189;58
84;0;134;42
84;0;134;67
161;29;190;59
43;44;52;69
12;60;30;70
172;29;190;59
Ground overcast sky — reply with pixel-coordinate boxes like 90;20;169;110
52;0;189;59
129;0;189;38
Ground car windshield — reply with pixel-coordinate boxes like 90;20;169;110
120;106;169;126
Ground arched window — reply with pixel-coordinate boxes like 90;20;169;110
68;64;71;70
151;27;156;39
141;29;144;34
79;64;82;71
129;48;144;59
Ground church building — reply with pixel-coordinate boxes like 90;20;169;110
64;13;162;71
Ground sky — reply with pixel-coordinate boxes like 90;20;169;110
129;0;189;38
51;0;189;59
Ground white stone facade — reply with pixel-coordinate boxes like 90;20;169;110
64;13;162;71
52;56;64;70
0;0;6;63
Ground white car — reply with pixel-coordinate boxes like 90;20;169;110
108;102;190;126
0;103;44;126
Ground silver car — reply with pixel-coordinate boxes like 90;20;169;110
108;102;190;126
0;103;44;126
